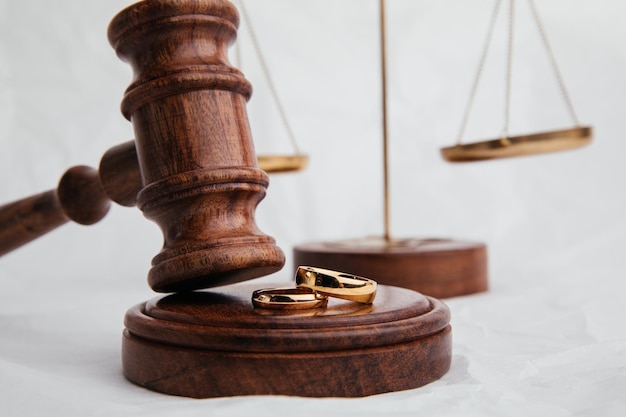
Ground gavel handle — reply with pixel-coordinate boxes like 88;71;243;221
0;141;140;257
0;166;112;256
0;190;71;256
0;137;289;257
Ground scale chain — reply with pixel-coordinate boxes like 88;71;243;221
502;0;515;140
527;0;580;126
456;0;502;145
457;0;581;145
238;0;302;154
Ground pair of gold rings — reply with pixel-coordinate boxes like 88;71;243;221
252;266;378;310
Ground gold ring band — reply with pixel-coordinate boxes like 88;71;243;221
252;287;328;310
295;266;377;304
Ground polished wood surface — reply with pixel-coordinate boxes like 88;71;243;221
108;0;285;292
0;140;149;257
0;164;117;257
98;143;309;205
294;238;488;298
0;0;286;290
0;137;307;258
99;141;144;207
123;283;452;397
0;190;71;257
111;1;451;398
0;0;454;398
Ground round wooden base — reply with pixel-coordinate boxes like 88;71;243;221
293;237;488;299
122;283;452;398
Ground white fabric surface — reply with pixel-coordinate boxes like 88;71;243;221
1;0;625;415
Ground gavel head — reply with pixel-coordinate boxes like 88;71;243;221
108;0;285;292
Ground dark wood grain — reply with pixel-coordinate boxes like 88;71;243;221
0;140;148;257
57;165;111;225
122;283;452;398
0;0;286;290
99;141;143;207
0;165;112;257
108;0;285;293
1;1;455;399
294;239;488;298
0;190;69;256
0;132;300;257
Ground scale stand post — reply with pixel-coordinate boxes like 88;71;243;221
0;0;453;397
295;0;488;299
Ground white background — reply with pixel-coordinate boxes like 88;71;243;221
0;0;624;415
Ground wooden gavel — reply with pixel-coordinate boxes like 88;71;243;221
0;0;285;292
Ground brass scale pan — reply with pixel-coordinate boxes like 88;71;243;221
440;126;592;163
440;0;592;163
257;154;308;173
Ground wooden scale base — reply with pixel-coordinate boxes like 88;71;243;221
294;237;488;299
0;0;455;401
122;283;451;398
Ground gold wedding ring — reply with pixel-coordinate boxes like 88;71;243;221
295;266;377;304
252;266;378;310
252;287;328;310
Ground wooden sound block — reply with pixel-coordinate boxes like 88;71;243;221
294;237;488;299
122;283;452;398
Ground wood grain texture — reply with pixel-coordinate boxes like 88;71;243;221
0;165;113;257
108;0;284;292
122;283;452;398
1;1;455;399
57;165;111;225
0;1;287;291
294;239;488;298
0;190;69;256
99;141;143;207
